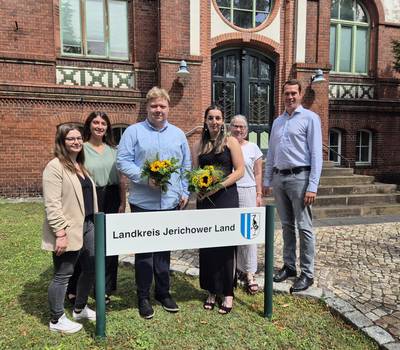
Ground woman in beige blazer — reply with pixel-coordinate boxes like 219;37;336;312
42;124;98;334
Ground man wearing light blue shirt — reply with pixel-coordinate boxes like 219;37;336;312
263;79;322;293
117;87;191;319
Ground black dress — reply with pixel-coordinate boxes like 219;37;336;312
197;146;239;296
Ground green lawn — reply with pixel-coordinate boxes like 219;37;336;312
0;202;377;349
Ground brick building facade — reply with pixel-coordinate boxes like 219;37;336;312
0;0;399;197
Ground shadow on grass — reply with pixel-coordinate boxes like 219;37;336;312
108;266;205;313
18;267;54;325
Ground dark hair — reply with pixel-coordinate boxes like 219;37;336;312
54;124;87;174
282;79;302;93
199;104;227;155
83;111;116;147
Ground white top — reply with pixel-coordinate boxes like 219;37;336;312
237;142;263;188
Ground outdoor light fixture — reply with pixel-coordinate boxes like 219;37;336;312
311;69;325;84
176;60;190;79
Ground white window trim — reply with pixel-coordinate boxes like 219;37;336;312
355;129;372;165
60;0;129;61
330;0;370;75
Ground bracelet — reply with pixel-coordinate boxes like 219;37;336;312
256;192;263;196
56;234;66;238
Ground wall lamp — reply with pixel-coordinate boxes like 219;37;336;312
176;60;190;80
311;69;325;84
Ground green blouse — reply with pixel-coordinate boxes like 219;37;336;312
83;143;119;187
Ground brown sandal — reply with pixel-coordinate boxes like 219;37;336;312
246;275;259;295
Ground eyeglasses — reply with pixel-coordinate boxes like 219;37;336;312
232;124;246;129
65;137;83;142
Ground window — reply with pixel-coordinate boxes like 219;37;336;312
215;0;274;29
60;0;129;60
356;129;372;164
112;125;127;144
328;128;342;165
330;0;369;74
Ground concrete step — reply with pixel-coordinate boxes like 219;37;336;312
319;175;374;186
321;167;354;176
313;203;400;219
315;193;400;207
318;183;397;196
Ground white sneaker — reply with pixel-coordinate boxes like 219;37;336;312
49;313;82;333
73;305;96;321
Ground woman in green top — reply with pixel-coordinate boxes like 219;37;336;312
66;111;126;305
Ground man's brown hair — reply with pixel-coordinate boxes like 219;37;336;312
282;79;302;93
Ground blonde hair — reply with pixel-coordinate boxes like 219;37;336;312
146;86;170;104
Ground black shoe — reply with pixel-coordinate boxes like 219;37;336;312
273;265;297;283
138;299;155;319
155;296;179;313
290;274;314;293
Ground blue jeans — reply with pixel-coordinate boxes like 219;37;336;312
48;217;95;320
272;170;315;278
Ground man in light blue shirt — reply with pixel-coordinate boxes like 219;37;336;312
117;87;191;319
263;79;322;293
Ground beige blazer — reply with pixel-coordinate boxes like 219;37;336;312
42;158;98;252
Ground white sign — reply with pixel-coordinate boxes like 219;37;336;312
105;207;265;256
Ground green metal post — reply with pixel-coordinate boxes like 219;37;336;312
264;204;275;319
95;212;106;338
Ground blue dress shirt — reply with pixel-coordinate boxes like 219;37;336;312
117;119;191;210
263;105;323;193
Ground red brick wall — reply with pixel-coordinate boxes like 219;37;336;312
0;99;138;197
329;101;400;183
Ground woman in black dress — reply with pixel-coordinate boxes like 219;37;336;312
192;105;244;314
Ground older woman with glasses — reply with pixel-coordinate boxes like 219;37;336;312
229;115;263;294
42;124;97;333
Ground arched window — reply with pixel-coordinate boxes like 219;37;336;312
356;129;372;164
112;124;128;145
215;0;274;29
330;0;370;74
328;128;342;165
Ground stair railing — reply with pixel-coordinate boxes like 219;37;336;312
323;144;351;168
185;125;203;137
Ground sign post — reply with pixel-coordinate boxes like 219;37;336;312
94;206;272;338
94;212;106;338
264;204;275;319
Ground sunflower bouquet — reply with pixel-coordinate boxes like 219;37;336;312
141;155;180;192
186;165;225;198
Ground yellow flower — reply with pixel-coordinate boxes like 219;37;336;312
204;165;214;172
199;173;212;188
163;159;172;167
191;176;199;186
150;161;162;172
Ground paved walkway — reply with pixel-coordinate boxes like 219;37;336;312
161;218;400;348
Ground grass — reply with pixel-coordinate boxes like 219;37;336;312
0;202;378;350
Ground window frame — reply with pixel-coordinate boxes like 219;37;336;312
355;129;372;165
111;124;128;145
328;128;342;165
215;0;274;29
60;0;129;61
330;0;370;75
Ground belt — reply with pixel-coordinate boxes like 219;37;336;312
273;166;311;176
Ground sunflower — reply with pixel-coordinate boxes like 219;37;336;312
199;173;212;188
150;160;162;172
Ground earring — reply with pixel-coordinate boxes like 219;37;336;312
220;124;225;133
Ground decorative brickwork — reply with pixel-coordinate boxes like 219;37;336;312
56;66;134;89
329;83;375;99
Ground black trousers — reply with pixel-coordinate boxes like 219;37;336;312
130;203;178;301
67;185;120;296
